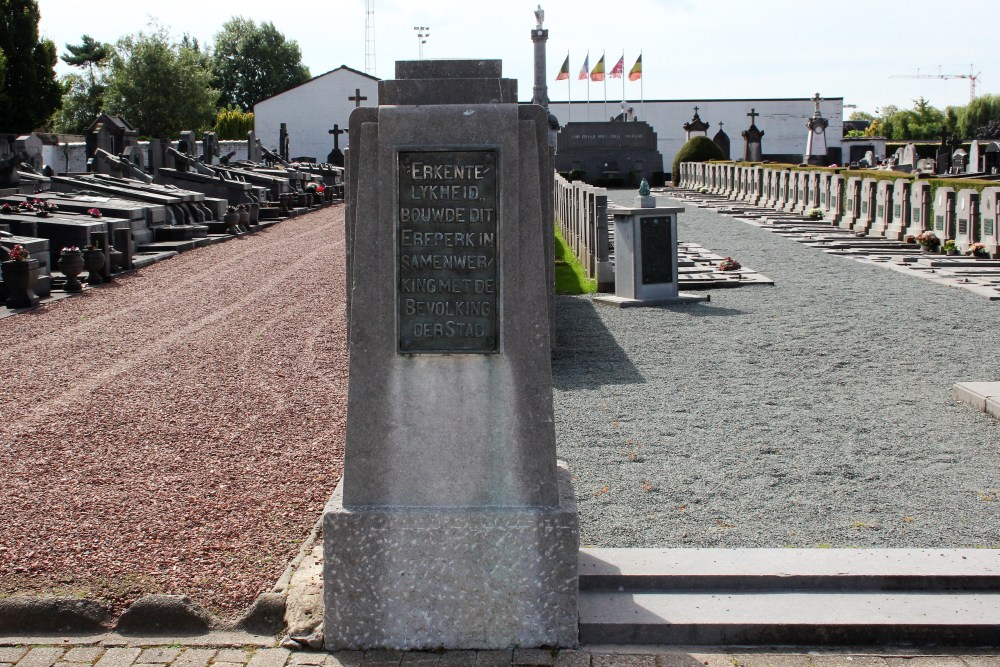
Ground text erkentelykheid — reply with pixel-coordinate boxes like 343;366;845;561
397;150;498;354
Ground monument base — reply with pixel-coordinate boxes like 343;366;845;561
323;464;579;650
594;292;709;308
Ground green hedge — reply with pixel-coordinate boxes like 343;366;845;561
673;137;724;185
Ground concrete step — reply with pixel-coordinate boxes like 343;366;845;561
578;590;1000;645
579;548;1000;592
578;549;1000;645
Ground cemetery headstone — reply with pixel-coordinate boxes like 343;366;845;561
202;132;219;165
906;180;931;238
247;130;262;163
178;131;198;156
952;149;967;174
841;176;862;230
712;123;731;160
325;58;577;651
955;189;980;251
933;186;957;241
871;179;893;237
804;93;829;165
742;108;764;163
900;143;917;171
327;124;347;166
979;187;1000;257
886;178;911;240
968;140;981;173
936;140;951;174
279;123;290;162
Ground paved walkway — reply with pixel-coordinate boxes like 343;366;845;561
3;643;1000;667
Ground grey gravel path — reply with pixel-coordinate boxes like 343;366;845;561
553;190;1000;548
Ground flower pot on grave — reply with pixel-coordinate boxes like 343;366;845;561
82;247;105;285
108;245;124;272
237;209;250;232
1;259;40;309
58;251;84;292
223;211;241;235
946;249;958;256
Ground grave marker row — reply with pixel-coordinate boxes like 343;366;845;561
678;163;997;257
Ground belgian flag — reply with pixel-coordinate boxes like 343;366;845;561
628;54;643;81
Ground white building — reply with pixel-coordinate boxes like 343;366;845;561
253;65;378;162
548;97;845;170
255;63;842;171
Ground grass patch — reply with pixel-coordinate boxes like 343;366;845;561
554;226;597;295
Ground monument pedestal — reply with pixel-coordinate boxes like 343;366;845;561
594;202;708;308
324;465;578;650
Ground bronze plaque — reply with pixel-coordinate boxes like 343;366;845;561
640;216;673;285
397;150;498;354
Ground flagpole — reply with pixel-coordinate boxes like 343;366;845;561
640;51;644;119
586;51;590;121
602;51;607;120
567;51;571;122
621;50;626;108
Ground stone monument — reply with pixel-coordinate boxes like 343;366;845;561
325;58;578;650
594;183;708;308
683;106;710;140
804;93;829;166
742;108;765;162
712;122;731;160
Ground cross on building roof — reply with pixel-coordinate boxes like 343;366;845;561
747;108;759;123
349;88;369;108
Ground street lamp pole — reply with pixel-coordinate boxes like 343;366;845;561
413;26;430;59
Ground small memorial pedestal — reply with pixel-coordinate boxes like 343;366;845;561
595;198;707;308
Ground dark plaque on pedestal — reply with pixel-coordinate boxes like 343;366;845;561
640;215;672;285
397;149;499;354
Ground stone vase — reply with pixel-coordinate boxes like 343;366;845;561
1;259;40;309
237;209;250;232
58;251;85;292
82;247;105;285
223;211;241;235
108;246;124;272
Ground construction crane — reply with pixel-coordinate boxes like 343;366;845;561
890;64;981;102
364;0;376;77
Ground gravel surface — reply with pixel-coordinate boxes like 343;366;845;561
554;189;1000;549
0;206;348;618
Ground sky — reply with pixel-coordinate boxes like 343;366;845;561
35;0;999;117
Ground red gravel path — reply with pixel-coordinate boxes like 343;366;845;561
0;206;348;619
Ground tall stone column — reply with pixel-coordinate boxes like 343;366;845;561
531;6;549;107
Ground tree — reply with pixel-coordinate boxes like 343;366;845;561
211;17;310;111
0;0;62;133
103;25;219;138
958;94;1000;139
848;111;874;122
51;34;113;134
49;72;103;133
61;34;109;73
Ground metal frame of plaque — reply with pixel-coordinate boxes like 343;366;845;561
396;148;500;354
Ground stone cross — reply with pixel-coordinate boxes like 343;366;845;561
747;108;759;124
349;88;368;108
329;124;347;151
693;105;700;116
812;93;822;116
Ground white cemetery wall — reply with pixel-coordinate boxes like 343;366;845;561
548;97;844;175
254;66;378;163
